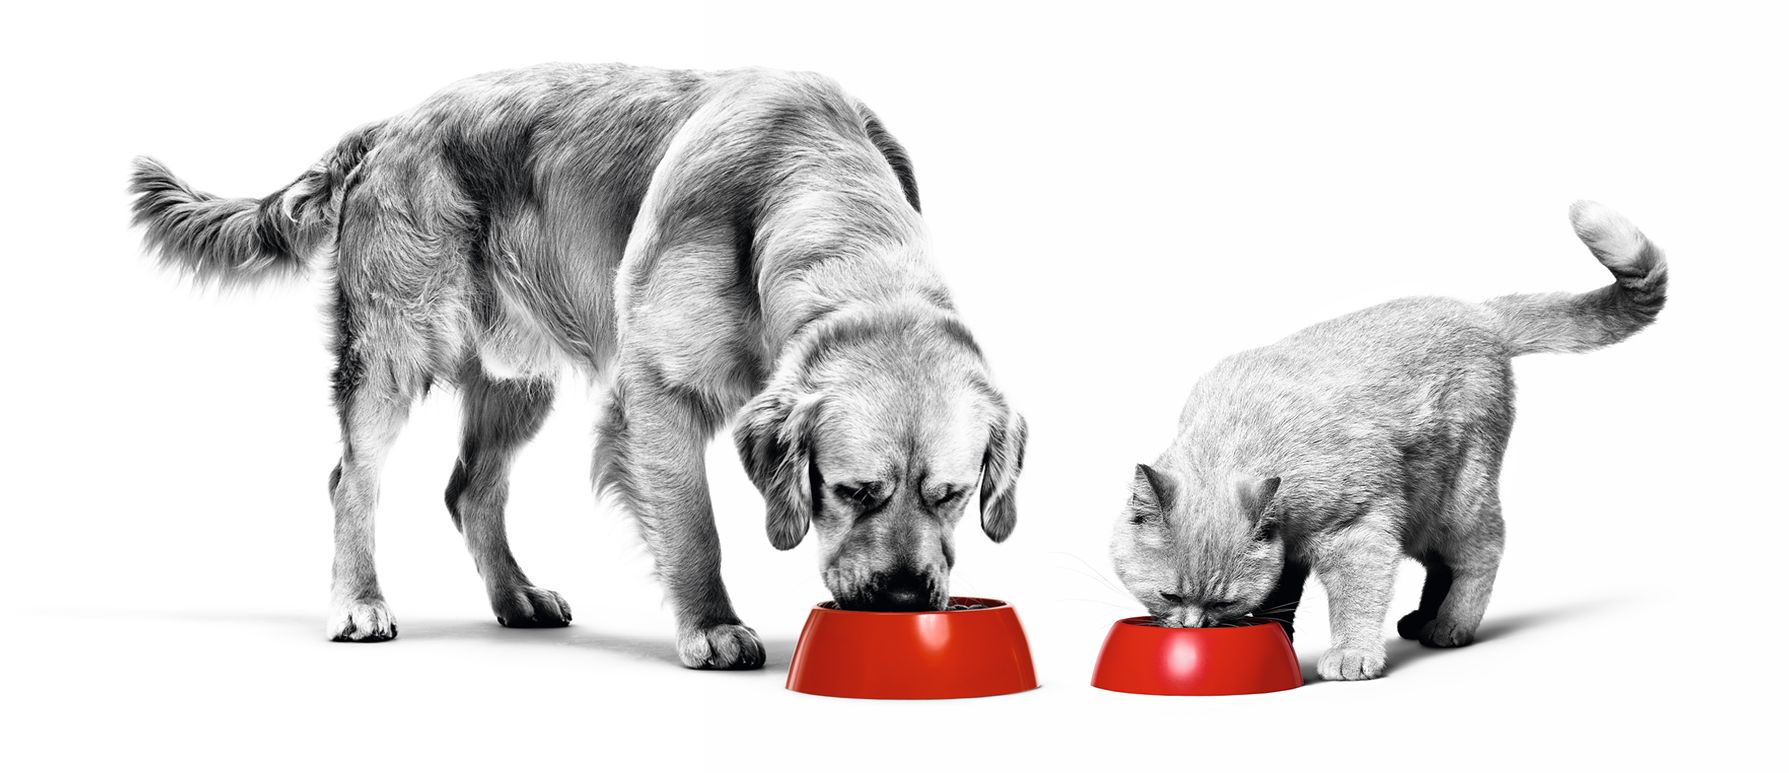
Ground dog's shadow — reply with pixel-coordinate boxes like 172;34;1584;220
1294;596;1628;684
400;619;799;672
70;607;796;673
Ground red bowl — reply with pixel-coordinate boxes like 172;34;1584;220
786;597;1038;699
1091;616;1302;696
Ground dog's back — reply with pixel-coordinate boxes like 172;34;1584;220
131;63;912;382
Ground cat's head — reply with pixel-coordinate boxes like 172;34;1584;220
1110;462;1285;627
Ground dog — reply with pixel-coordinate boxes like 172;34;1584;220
128;63;1028;669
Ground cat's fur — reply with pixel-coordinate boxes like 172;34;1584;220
1111;201;1667;681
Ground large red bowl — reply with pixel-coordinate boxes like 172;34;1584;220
1091;617;1301;696
786;597;1038;699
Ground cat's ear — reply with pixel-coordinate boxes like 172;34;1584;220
1129;463;1172;524
1237;476;1282;532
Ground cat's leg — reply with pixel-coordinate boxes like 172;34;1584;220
1314;517;1401;681
1417;504;1505;648
1412;427;1509;648
1396;555;1454;640
1255;558;1310;641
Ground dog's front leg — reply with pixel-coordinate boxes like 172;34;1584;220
597;372;765;670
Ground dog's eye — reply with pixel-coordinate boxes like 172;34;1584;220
832;483;885;508
928;487;965;508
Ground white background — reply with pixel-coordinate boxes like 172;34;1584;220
5;1;1784;769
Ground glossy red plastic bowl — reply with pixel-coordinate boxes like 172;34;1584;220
787;597;1038;699
1091;616;1301;696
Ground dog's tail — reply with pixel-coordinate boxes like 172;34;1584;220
1486;201;1668;356
128;122;383;287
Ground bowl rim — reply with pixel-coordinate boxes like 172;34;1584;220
1113;615;1286;632
811;596;1011;616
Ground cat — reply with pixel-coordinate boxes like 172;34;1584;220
1110;201;1666;680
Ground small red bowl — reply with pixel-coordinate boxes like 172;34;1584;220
1091;616;1301;696
786;597;1038;699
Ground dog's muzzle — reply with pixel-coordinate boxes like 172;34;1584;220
846;566;944;611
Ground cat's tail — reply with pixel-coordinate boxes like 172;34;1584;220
1486;201;1668;355
128;122;383;288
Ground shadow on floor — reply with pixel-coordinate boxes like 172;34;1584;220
33;607;797;673
399;618;798;671
1296;595;1630;684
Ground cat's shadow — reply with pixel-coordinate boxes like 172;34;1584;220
1295;597;1626;683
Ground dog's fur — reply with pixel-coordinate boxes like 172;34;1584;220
129;63;1026;669
1111;202;1666;681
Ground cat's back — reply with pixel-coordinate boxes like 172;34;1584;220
1258;296;1506;381
1183;296;1512;465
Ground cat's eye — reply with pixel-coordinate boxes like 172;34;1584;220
1207;600;1236;610
1158;591;1184;604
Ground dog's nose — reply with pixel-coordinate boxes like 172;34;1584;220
866;568;936;611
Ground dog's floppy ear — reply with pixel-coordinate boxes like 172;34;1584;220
734;389;825;550
978;411;1029;543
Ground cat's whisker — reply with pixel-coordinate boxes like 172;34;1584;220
1045;552;1132;597
1047;566;1131;598
1062;597;1140;611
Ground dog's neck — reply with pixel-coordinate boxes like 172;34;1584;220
750;185;951;353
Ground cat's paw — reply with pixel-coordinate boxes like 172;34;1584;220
492;585;572;628
327;598;397;642
1397;610;1435;640
678;623;766;670
1416;618;1477;648
1318;646;1387;681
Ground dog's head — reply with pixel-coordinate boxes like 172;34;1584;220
734;309;1026;611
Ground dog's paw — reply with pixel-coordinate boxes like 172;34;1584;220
1416;618;1477;648
678;623;766;670
1396;610;1434;641
492;585;572;628
327;598;397;642
1317;646;1387;681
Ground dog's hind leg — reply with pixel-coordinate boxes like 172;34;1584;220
446;361;570;628
325;345;418;643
